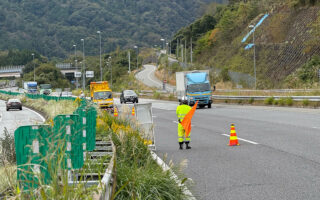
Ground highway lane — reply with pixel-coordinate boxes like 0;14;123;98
126;99;320;200
135;64;175;92
0;100;44;137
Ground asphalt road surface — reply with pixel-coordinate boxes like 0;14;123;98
0;100;44;137
135;64;175;92
123;99;320;200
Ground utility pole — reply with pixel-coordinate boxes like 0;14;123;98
97;31;102;81
177;39;179;58
73;44;78;89
190;37;193;64
249;25;257;90
181;44;184;67
185;40;187;64
81;38;85;91
128;51;131;73
31;53;35;81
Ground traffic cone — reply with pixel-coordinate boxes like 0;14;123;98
131;106;135;116
114;107;118;117
229;123;239;146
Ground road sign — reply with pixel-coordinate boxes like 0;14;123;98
86;71;94;78
75;72;82;78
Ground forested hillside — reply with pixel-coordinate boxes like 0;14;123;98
171;0;320;88
0;0;227;59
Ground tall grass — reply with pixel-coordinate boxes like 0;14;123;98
98;113;187;200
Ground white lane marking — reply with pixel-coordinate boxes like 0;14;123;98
150;151;196;200
24;107;46;123
312;127;320;129
222;134;259;145
152;115;157;118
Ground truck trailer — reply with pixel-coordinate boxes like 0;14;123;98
176;70;213;108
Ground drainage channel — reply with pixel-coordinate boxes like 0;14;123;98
68;140;116;199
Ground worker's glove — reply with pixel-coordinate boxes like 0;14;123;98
178;119;181;123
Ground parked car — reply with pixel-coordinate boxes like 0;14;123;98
120;90;138;104
6;99;22;111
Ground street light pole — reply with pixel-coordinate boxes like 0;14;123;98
249;25;257;90
134;45;138;70
97;31;102;81
108;56;112;89
128;51;131;73
73;44;78;89
31;53;35;81
160;38;165;51
81;39;85;91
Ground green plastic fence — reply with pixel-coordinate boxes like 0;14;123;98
10;90;97;191
15;125;52;190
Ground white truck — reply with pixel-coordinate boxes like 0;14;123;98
176;70;213;108
23;81;38;94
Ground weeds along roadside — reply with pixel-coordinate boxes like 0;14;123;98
0;93;103;199
0;93;188;199
97;112;188;200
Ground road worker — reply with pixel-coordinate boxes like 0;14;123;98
176;97;192;150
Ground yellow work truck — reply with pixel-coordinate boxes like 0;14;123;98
90;81;114;111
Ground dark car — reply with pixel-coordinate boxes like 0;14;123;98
120;90;138;104
6;99;22;111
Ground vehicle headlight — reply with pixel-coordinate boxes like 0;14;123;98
189;96;194;100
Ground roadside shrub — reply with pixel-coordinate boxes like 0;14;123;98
169;93;175;101
219;67;231;82
153;91;161;99
274;99;279;105
248;97;254;104
278;98;286;106
302;99;310;107
264;97;275;105
0;128;16;164
237;100;243;104
285;97;293;106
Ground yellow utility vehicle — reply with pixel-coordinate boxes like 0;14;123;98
90;81;114;111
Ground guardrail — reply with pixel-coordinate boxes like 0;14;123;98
212;95;320;101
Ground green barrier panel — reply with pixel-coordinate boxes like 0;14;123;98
53;114;83;169
86;106;97;151
14;125;52;190
73;108;87;152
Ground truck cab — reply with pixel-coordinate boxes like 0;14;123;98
186;72;212;108
24;81;38;94
90;81;114;110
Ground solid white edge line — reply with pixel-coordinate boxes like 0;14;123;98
222;134;259;145
150;151;197;200
24;107;46;123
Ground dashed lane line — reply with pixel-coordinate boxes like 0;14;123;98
221;134;259;145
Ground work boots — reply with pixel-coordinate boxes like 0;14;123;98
185;142;191;149
179;142;183;150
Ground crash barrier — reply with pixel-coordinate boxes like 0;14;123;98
115;103;156;151
11;92;100;191
212;95;320;102
0;89;76;101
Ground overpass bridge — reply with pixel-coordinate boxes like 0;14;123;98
0;65;24;78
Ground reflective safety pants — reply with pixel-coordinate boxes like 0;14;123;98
178;123;191;143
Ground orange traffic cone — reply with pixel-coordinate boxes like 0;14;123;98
229;123;239;146
131;106;135;116
114;107;118;117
